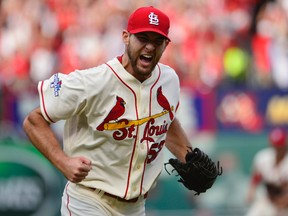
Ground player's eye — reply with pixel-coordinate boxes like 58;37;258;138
136;35;149;43
154;38;165;46
136;35;165;46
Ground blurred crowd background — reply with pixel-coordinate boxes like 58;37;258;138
1;0;288;215
2;0;288;135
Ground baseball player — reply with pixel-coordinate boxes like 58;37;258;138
246;128;288;216
23;6;193;216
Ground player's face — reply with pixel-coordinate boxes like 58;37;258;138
123;31;169;82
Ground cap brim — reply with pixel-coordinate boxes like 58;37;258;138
129;28;170;41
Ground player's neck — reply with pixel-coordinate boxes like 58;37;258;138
121;53;151;83
121;53;133;75
275;151;286;165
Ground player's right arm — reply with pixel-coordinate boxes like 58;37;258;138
23;107;92;183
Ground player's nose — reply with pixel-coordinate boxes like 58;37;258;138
144;42;156;51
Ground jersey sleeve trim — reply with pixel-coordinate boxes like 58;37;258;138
38;81;55;123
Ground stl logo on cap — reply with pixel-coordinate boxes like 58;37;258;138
148;12;159;26
127;6;170;41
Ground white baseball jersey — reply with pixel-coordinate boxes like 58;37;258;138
253;148;288;185
38;57;180;200
247;148;288;216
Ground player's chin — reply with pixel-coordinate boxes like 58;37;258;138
138;62;156;74
136;68;154;80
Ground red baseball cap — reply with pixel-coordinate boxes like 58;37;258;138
269;128;287;147
127;6;170;41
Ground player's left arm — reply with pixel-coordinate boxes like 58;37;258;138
165;117;192;163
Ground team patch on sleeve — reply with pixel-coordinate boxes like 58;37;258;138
50;73;62;97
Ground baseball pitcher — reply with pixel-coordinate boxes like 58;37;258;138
23;6;221;216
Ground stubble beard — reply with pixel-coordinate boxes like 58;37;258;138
127;46;156;81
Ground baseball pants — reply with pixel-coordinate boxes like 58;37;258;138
61;182;146;216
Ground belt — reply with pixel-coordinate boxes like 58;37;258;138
84;186;148;203
103;191;148;203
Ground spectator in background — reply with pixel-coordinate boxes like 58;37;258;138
0;0;260;90
251;1;288;89
246;127;288;216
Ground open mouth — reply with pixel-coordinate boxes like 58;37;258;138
140;54;153;64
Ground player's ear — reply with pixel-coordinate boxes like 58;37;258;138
159;40;169;53
164;39;170;49
122;30;130;45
